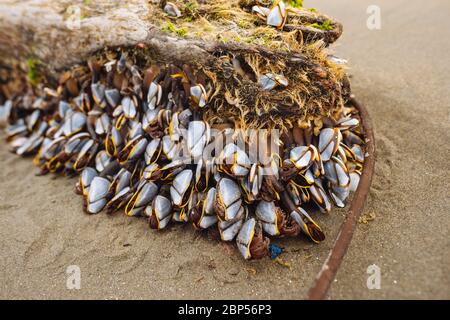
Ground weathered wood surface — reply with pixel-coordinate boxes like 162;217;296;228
0;1;168;71
0;1;347;128
0;1;342;72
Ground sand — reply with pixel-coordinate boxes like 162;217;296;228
0;0;449;299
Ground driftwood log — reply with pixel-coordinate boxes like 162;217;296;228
0;0;349;129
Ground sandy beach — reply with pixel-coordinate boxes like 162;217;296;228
0;0;449;299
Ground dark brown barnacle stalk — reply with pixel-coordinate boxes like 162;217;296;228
260;175;284;202
276;208;300;237
188;205;202;228
249;224;270;259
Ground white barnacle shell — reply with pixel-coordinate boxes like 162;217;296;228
290;146;314;170
58;101;71;119
113;169;132;194
267;0;287;28
122;96;137;119
217;177;243;221
349;171;361;192
0;100;12;125
164;2;182;18
219;218;243;241
105;88;121;108
126;181;158;216
190;84;207;107
95;150;112;173
198;187;217;229
27;109;41;131
95;113;111;136
259;73;288;90
236;218;256;259
147;82;162;110
147;195;173;229
91;83;106;106
309;182;332;213
128;136;149;162
255;201;280;236
324;156;350;188
328;55;348;65
80;167;97;196
87;176;110;214
65;139;83;159
170;169;194;207
252;5;270;19
319;128;341;162
351;144;364;163
187;121;209;158
162;135;181;160
290;207;324;243
63;112;86;137
145;138;162;165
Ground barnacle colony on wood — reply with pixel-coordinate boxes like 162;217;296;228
0;1;366;260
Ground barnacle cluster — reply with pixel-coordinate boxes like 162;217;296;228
0;1;365;259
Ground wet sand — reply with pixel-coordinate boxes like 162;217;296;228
0;0;449;299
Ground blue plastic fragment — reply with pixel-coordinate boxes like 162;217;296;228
269;243;282;259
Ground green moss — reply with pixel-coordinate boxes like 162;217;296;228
176;27;187;37
184;1;198;21
26;58;40;86
308;8;318;13
238;19;251;29
218;35;229;43
152;0;337;52
286;0;303;8
164;22;176;33
309;20;333;31
163;22;187;37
